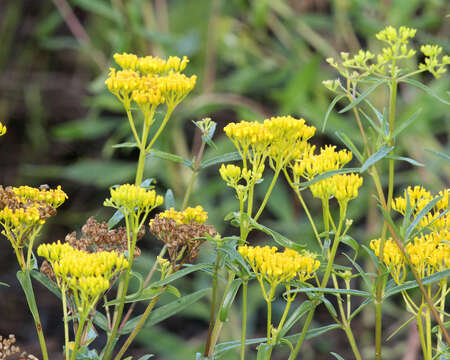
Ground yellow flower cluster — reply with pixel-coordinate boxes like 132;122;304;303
38;241;129;300
154;206;208;225
310;173;363;205
104;184;163;214
13;185;68;208
105;53;196;108
224;116;316;167
370;230;449;284
0;123;6;136
238;245;320;285
326;26;448;80
292;145;353;180
0;205;42;228
219;164;254;187
392;186;448;231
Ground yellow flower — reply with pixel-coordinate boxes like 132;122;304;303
0;123;6;136
154;206;208;225
13;185;68;208
0;205;42;229
104;184;163;214
310;173;363;205
370;238;406;284
238;245;320;285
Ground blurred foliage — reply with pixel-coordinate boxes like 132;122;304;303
0;0;449;359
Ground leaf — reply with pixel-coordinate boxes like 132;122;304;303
256;343;273;360
385;269;450;298
335;131;364;163
350;297;373;321
164;189;176;210
219;279;242;322
30;269;61;299
405;195;442;240
199;152;242;170
284;324;342;342
147;150;193;169
107;208;126;229
322;94;345;131
362;245;379;268
386;315;416;341
330;352;345;360
144;288;210;328
295;168;360;188
321;296;337;317
92;312;109;331
245;215;305;252
287;287;371;297
17;271;41;324
392;108;422;138
0;281;9;287
400;78;450;105
359;109;383;136
360;146;394;172
342;253;373;290
112;142;139;149
385;155;424;167
338;79;386;113
73;0;121;22
106;287;164;306
166;285;181;298
279;300;315;338
340;235;359;259
150;263;211;289
425;148;450;163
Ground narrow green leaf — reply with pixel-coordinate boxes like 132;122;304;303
107;208;126;229
256;343;273;360
392;108;422;138
279;300;314;338
147;150;193;169
295;168;360;188
166;285;181;298
362;245;379;267
340;235;359;259
92;312;109;332
432;321;450;334
137;356;154;360
322;94;345;131
0;281;9;287
287;287;371;297
199;152;242;170
30;269;61;299
112;142;138;149
385;155;424;167
385;269;450;298
17;271;40;323
335;131;364;163
342;253;372;290
425;148;450;164
321;296;337;317
400;78;450;105
331;352;345;360
350;297;373;321
405;195;442;240
165;189;176;210
245;215;305;252
284;324;342;342
73;0;121;22
338;79;386;113
106;287;164;306
359;109;383;136
150;263;211;289
360;146;394;172
219;279;242;322
386;315;416;341
144;288;210;328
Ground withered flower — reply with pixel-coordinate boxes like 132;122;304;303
0;334;38;360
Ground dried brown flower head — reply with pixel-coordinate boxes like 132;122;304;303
0;334;39;360
65;217;143;257
150;215;216;269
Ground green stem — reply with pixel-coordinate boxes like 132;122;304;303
375;79;397;360
114;293;161;360
182;138;206;210
283;169;321;248
146;106;174;152
103;218;139;360
425;304;432;360
62;284;70;360
417;306;428;360
240;280;248;360
343;325;363;360
437;280;447;353
71;309;88;360
204;251;222;356
254;167;281;222
289;203;346;359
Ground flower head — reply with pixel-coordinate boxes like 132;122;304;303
104;184;163;214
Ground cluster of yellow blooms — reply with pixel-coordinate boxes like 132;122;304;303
38;241;129;304
105;53;196;109
291;145;353;180
153;206;208;225
0;123;6;136
310;173;363;205
238;245;320;285
370;230;449;284
224;116;316;168
13;185;67;208
326;26;449;81
104;184;164;214
392;186;448;231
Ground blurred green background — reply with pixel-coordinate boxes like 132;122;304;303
0;0;448;359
